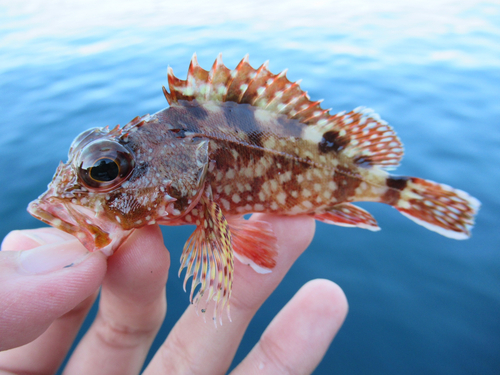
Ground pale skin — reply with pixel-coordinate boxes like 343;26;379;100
0;214;348;374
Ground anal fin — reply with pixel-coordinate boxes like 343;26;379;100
314;203;380;231
180;198;233;325
228;216;278;274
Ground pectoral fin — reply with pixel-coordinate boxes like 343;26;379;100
228;216;278;274
179;197;233;325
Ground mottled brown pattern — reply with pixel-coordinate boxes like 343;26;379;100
381;188;401;206
333;166;363;202
381;176;409;205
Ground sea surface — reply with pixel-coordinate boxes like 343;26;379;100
1;1;499;373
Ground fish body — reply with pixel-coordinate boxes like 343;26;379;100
28;54;480;321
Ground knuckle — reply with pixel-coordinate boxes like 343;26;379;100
159;329;207;374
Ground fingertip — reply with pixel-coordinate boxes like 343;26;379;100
109;224;169;272
300;279;349;324
2;228;76;252
104;224;170;302
263;279;348;352
0;246;107;351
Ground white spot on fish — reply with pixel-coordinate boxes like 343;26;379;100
302;126;323;143
255;164;265;177
302;200;313;209
202;101;223;113
262;181;271;196
255;108;275;125
244;167;254;178
270;179;278;192
221;198;231;210
278;171;292;183
276;192;287;204
259;191;266;201
263;137;276;149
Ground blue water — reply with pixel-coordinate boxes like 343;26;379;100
1;1;499;373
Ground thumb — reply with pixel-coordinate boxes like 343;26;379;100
0;229;107;351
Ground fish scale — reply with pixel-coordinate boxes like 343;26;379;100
28;54;480;325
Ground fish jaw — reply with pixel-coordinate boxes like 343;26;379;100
28;192;133;256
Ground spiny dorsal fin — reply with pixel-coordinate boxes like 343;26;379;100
164;54;404;169
163;53;331;126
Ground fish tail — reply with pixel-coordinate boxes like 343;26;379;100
383;176;480;239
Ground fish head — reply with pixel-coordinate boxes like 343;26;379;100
28;114;210;255
28;126;141;255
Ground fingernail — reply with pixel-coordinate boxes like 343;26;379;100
1;229;75;251
17;241;90;275
18;229;74;246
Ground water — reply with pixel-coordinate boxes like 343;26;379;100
1;1;499;373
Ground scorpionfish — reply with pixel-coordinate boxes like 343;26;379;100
29;54;480;321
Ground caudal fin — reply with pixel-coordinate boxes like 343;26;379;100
387;176;480;239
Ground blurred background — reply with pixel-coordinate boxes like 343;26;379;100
0;0;499;373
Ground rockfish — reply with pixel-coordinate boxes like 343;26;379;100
28;54;480;322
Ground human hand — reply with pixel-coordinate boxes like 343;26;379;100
0;214;348;374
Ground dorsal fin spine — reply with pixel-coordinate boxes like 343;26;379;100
167;66;178;103
206;53;224;101
162;85;172;105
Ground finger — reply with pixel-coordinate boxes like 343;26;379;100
0;291;99;374
144;214;316;375
232;279;348;374
0;229;106;374
63;225;170;375
1;227;76;252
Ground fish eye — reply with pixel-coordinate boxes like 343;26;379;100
90;157;120;182
77;140;135;191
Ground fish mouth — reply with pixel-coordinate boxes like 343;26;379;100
28;194;133;256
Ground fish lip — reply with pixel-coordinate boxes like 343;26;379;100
28;198;81;238
27;195;132;256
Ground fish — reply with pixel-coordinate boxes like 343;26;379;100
28;53;480;322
